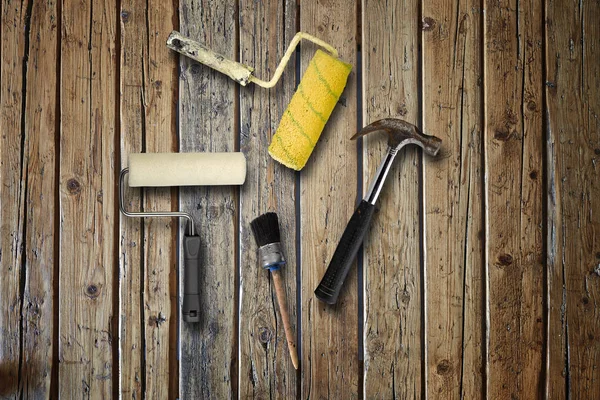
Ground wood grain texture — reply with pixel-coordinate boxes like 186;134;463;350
2;1;600;396
178;1;238;398
361;0;423;398
119;3;145;398
0;0;29;395
119;0;178;397
300;1;359;397
59;0;117;396
484;0;545;397
238;0;298;397
546;0;600;397
142;3;179;398
423;0;485;398
21;0;59;396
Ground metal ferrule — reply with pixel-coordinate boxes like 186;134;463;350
258;242;286;270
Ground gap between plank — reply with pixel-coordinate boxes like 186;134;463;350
541;0;550;395
356;46;365;399
232;0;241;395
355;2;365;400
113;0;123;397
418;0;427;398
295;42;303;400
480;0;490;394
51;0;63;396
17;0;34;393
169;3;181;398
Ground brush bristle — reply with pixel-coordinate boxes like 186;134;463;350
250;212;281;247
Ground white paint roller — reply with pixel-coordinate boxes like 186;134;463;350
119;152;246;323
128;152;246;187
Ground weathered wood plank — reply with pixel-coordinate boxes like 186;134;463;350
142;3;179;398
178;1;238;398
238;0;298;398
0;0;29;395
484;0;545;396
423;0;485;398
546;0;600;397
300;1;359;397
59;0;117;396
119;3;146;398
21;0;59;396
361;0;422;397
119;0;178;397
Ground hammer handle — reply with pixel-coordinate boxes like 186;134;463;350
315;200;376;304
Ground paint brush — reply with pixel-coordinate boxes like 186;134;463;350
250;212;299;370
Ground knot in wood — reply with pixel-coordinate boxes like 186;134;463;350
67;178;81;194
397;104;408;116
422;17;436;31
120;11;130;23
581;296;590;306
436;359;453;376
258;327;272;344
494;129;517;142
86;284;100;298
400;289;411;304
497;253;513;266
150;312;167;327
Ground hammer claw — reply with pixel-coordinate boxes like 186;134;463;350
352;118;442;156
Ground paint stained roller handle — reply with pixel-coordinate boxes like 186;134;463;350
315;200;376;305
166;31;254;86
183;235;201;323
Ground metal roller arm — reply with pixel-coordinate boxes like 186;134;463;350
119;168;195;236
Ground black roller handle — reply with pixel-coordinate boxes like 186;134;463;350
183;235;201;323
315;200;376;304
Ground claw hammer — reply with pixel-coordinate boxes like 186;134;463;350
315;118;442;305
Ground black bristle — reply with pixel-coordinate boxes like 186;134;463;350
250;212;281;247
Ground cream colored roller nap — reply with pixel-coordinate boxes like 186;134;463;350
128;152;246;187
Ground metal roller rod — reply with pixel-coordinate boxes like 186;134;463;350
119;168;195;236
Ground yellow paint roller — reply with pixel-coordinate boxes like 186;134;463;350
119;152;246;323
167;31;352;170
268;50;351;170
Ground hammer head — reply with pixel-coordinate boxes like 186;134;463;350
351;118;442;156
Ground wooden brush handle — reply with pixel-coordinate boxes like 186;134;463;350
271;269;299;369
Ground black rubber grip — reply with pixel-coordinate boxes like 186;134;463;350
183;235;201;323
315;200;376;304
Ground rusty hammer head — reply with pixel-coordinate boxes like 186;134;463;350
351;118;442;156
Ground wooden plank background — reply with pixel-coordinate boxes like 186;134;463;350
0;0;598;398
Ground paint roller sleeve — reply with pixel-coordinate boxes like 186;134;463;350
268;49;352;171
127;152;247;187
